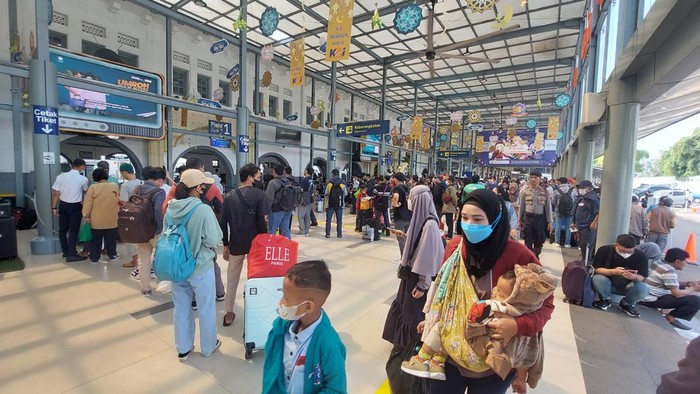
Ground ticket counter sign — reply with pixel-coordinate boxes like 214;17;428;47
336;120;390;137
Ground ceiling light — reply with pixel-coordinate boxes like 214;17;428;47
194;0;207;7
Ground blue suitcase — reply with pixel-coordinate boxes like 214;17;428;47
243;276;284;359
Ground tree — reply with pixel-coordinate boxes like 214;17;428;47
635;150;649;174
658;128;700;178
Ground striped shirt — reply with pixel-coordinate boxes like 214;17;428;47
644;261;679;302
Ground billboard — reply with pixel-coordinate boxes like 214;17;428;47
476;128;556;167
51;48;164;139
360;134;381;158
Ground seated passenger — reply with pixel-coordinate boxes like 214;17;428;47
591;234;650;317
640;248;700;330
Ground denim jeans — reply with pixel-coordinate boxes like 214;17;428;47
554;215;573;245
171;267;217;355
591;274;649;305
326;207;343;237
646;232;669;251
268;210;292;239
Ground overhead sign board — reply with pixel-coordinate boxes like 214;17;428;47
33;105;59;136
210;137;231;149
396;114;410;122
238;135;249;153
336;119;390;137
208;120;231;136
437;150;470;159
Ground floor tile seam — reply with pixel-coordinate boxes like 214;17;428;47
60;347;172;393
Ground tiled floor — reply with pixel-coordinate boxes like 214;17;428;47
1;213;692;393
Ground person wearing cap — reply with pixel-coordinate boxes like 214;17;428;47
572;180;600;262
166;169;223;361
517;170;553;258
119;163;143;268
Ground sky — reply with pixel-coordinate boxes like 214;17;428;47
637;113;700;159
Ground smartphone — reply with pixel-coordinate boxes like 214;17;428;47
625;269;637;274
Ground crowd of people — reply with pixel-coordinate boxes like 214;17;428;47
49;157;699;393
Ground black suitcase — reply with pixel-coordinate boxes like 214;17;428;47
0;217;18;259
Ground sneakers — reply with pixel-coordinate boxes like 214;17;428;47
178;349;191;362
564;244;572;248
202;339;222;358
593;299;612;310
428;362;446;381
669;319;693;330
401;356;431;378
66;255;87;263
325;235;331;238
130;268;140;280
141;289;152;297
618;300;641;318
216;294;226;302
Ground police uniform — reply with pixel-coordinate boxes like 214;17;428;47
518;185;552;258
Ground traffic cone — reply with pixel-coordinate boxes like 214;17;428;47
685;233;697;264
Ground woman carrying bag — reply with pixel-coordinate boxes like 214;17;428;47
82;168;120;264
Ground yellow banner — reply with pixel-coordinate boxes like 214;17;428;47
421;126;431;150
475;135;484;152
410;116;423;140
547;117;559;139
325;0;354;61
290;38;305;87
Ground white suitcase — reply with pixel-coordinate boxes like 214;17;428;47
243;276;284;359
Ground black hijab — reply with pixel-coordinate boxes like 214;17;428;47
456;189;510;278
496;183;510;202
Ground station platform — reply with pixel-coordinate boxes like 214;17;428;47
0;212;697;393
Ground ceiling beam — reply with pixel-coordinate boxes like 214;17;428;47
328;18;581;75
358;57;575;92
271;0;429;46
389;81;568;105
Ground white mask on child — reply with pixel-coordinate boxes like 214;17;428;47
277;300;308;321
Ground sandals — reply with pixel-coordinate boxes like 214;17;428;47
223;313;236;327
122;261;138;268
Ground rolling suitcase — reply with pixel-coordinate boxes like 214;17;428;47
243;276;284;359
0;217;18;259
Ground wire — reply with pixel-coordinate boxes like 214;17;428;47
25;193;59;235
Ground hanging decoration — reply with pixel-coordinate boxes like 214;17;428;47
226;64;240;79
318;36;327;53
555;93;572;108
467;110;482;123
212;87;224;102
230;75;240;92
232;17;247;32
390;126;399;136
537;95;542;110
371;2;384;30
325;0;355;61
505;116;518;126
450;123;461;133
491;4;513;30
512;102;528;116
385;134;393;142
261;70;273;88
311;119;321;129
290;37;305;87
466;0;499;14
521;0;528;8
210;39;229;55
557;131;564;140
526;118;538;130
467;123;483;132
547;117;560;139
260;7;280;36
261;45;275;61
450;111;464;122
394;4;422;35
317;100;326;113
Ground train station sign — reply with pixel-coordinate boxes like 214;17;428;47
437;150;470;159
336;119;390;137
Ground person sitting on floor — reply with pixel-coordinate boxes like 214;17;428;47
640;248;700;330
591;234;650;317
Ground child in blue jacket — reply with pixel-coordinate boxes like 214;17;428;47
263;260;347;394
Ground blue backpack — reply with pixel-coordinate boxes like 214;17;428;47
153;203;201;282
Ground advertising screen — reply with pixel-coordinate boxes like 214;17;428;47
50;48;164;139
476;128;557;167
361;134;381;157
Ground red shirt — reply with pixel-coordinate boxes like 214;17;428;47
443;236;554;336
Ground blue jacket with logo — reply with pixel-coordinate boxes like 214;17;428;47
262;311;347;394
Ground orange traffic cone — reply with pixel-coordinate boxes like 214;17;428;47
685;233;697;264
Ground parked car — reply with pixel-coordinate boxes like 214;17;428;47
636;185;672;197
666;190;690;207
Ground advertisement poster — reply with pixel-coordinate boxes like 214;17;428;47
50;49;164;139
361;134;381;158
290;38;305;87
477;128;557;167
325;0;354;61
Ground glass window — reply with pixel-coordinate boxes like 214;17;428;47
283;99;292;118
605;1;620;81
197;74;210;99
269;95;279;118
594;17;608;93
49;30;67;48
81;40;104;56
642;0;656;21
172;68;188;96
118;51;138;67
218;81;230;107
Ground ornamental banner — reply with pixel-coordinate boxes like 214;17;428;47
325;0;354;61
477;128;557;167
410;115;423;140
547;117;559;140
290;38;305;87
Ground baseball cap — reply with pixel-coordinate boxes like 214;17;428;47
577;180;594;188
180;169;214;188
119;163;134;174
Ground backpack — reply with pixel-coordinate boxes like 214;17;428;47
118;187;162;243
153;203;201;282
556;188;574;216
275;179;297;212
289;177;307;208
328;182;345;208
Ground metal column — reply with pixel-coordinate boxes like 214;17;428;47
378;61;388;175
597;79;639;246
165;17;173;172
253;53;260;163
577;128;594;181
432;99;439;174
327;63;338;179
235;0;250;172
567;144;578;178
30;0;61;254
411;84;418;176
9;0;24;208
310;78;316;165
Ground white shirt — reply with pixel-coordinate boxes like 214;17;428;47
52;170;89;203
283;313;324;393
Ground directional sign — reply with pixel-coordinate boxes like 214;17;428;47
330;149;337;162
210;39;229;54
210;138;230;148
238;135;250;153
437;150;470;159
336;119;390;137
33;105;59;136
197;98;223;109
209;120;231;136
396;114;410;122
226;64;240;79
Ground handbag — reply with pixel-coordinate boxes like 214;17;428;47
385;337;431;394
78;222;93;243
247;234;299;279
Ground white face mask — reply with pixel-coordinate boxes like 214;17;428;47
578;188;588;195
277;300;308;321
616;248;633;259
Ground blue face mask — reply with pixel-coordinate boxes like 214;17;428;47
460;211;502;244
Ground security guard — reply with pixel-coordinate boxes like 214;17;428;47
518;170;553;258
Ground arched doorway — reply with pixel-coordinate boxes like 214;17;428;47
342;161;363;181
60;135;143;179
174;146;235;189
